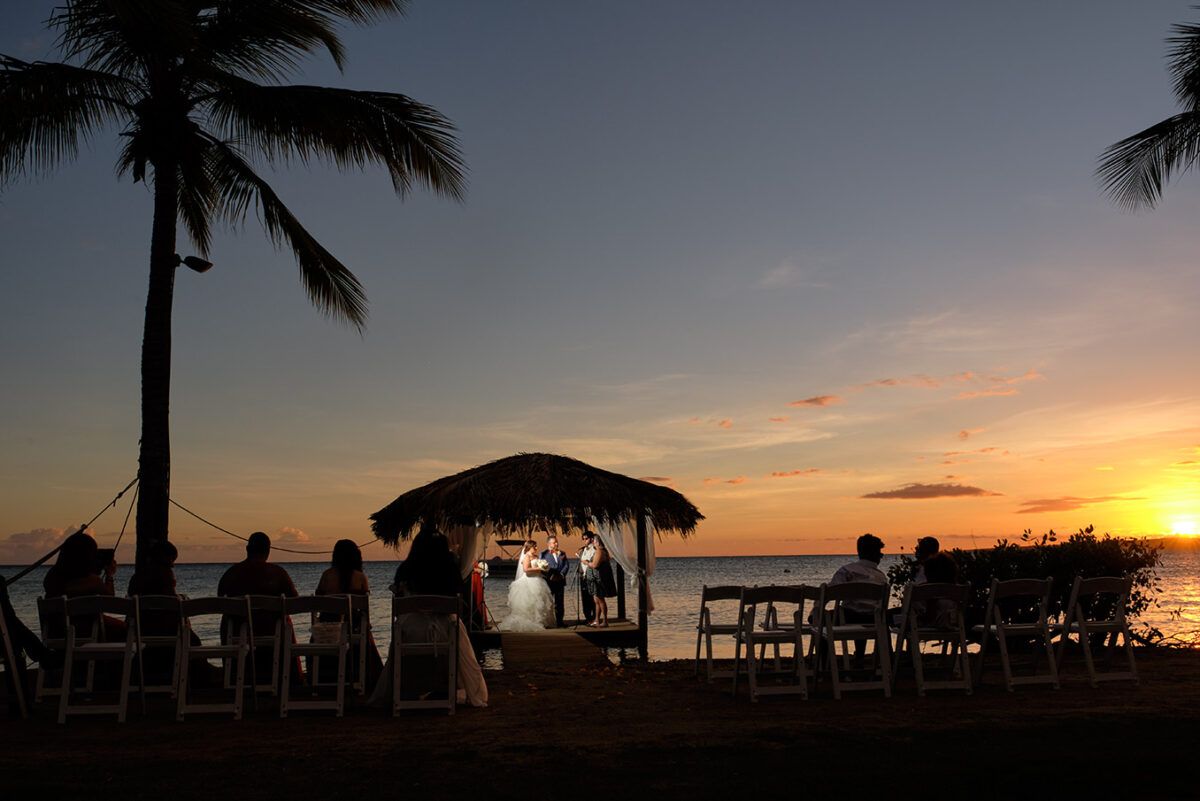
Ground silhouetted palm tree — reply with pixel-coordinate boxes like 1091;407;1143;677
1098;19;1200;207
0;1;465;567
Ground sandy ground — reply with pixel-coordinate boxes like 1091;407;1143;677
3;648;1198;799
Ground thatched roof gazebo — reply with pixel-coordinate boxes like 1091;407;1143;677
370;452;703;654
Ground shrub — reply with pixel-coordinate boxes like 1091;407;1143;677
886;526;1163;641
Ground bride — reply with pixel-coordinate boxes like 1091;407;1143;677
498;539;556;631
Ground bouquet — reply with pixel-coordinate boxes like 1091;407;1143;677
476;561;489;578
531;558;550;572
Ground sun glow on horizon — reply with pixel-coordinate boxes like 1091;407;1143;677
1169;519;1199;537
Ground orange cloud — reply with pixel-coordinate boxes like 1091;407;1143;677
942;447;1010;457
954;389;1019;400
957;428;985;440
789;395;843;407
1016;495;1135;514
853;372;977;391
717;419;734;429
769;468;824;478
862;482;1002;500
769;416;790;423
704;476;746;485
1170;460;1199;468
989;368;1043;385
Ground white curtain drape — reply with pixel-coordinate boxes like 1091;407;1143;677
444;522;495;580
594;516;655;614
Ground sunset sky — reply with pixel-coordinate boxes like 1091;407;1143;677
2;1;1198;564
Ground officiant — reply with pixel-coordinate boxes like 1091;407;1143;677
540;535;569;628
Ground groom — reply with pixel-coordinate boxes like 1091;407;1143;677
540;535;569;628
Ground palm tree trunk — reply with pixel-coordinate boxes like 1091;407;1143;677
135;167;178;571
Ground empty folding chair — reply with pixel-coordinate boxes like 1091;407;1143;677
34;596;70;703
281;595;350;717
391;595;458;715
245;595;285;698
890;582;972;696
177;596;250;720
973;577;1059;691
812;581;892;699
133;594;184;703
732;585;816;701
346;593;373;694
1056;575;1138;686
58;595;138;723
694;585;743;682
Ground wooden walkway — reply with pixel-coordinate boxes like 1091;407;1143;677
492;620;639;670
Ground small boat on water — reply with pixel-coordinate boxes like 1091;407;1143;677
483;538;525;579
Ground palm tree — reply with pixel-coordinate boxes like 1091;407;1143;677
1098;18;1200;207
0;1;465;568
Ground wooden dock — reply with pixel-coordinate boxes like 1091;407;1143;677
469;619;642;669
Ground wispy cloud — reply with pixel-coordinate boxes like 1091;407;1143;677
957;428;985;440
770;468;824;478
852;372;976;391
703;476;747;485
638;476;674;484
769;416;790;423
789;395;843;407
942;447;1010;457
862;482;1003;500
955;389;1019;400
1016;495;1135;514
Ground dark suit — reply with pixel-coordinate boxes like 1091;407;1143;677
540;548;569;627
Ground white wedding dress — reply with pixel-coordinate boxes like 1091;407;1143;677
498;552;555;631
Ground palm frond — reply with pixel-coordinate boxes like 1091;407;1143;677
194;0;348;79
1168;21;1200;109
1097;112;1200;208
52;0;195;79
0;56;135;181
204;78;466;200
207;137;368;328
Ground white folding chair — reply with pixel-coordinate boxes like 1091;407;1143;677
391;595;458;716
281;595;350;717
346;593;372;694
244;595;285;699
132;594;183;702
732;585;816;701
972;577;1059;691
890;582;972;696
812;581;892;699
0;580;29;719
1056;576;1138;686
58;595;138;723
177;596;250;720
694;585;743;682
34;596;71;702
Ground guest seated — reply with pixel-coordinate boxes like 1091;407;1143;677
370;528;488;708
217;531;299;598
218;531;301;687
128;540;179;598
917;551;961;628
826;533;888;668
128;540;216;686
912;536;940;583
43;532;125;642
315;539;383;688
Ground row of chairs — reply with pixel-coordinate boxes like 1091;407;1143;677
33;594;361;723
697;575;1139;701
21;593;460;722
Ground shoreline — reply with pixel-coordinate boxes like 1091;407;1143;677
3;648;1198;797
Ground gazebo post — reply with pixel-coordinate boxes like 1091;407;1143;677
615;562;626;621
637;515;648;659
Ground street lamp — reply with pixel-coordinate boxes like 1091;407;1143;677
174;254;213;273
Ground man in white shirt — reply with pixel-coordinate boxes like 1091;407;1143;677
827;533;887;667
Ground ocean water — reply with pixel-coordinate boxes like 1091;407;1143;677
4;551;1198;663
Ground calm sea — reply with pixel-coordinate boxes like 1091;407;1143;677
4;551;1198;663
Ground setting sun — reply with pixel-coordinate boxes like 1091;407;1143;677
1170;519;1199;537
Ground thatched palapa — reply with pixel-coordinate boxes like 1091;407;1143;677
370;452;703;544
